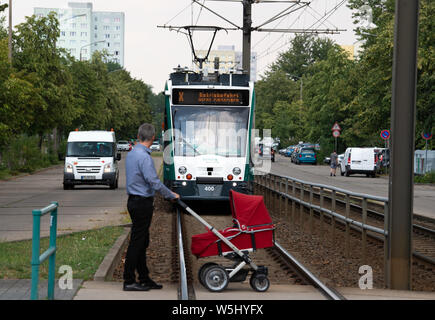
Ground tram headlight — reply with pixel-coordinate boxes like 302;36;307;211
232;167;241;175
178;166;187;175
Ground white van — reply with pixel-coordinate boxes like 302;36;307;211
340;147;378;177
63;130;121;189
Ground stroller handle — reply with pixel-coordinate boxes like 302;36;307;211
176;199;188;210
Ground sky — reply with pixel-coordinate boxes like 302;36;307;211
6;0;360;93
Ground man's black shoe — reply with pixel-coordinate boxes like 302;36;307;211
140;279;163;289
123;282;150;291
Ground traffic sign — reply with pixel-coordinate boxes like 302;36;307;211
421;132;432;140
380;129;390;140
331;122;341;131
332;130;340;138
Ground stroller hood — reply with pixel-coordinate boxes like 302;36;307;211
229;190;272;228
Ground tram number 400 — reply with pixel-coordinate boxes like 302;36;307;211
204;186;215;192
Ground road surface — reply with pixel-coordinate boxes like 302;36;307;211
0;155;163;242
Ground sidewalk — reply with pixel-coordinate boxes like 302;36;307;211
0;279;83;300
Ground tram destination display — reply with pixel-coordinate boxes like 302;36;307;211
172;89;249;106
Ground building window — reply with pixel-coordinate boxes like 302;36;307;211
70;40;76;45
81;32;87;37
105;34;110;39
114;42;120;47
115;51;119;56
70;32;76;37
107;42;110;47
115;26;121;31
70;23;76;29
104;18;110;23
60;31;66;37
81;23;87;29
104;26;110;30
94;17;98;22
82;49;87;55
94;25;97;30
113;34;120;39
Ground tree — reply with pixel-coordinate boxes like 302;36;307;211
12;13;77;147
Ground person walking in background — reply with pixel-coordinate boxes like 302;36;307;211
330;150;338;176
123;123;179;291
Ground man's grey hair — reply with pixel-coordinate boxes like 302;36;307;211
138;123;155;142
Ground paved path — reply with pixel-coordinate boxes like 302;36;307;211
0;279;83;300
73;281;435;300
270;155;435;220
0;154;163;242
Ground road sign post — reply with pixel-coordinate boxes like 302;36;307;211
331;123;341;152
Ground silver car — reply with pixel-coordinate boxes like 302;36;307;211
117;140;131;152
150;141;161;152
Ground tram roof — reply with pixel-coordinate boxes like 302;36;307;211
169;71;250;87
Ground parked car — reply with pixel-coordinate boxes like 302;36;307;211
117;140;131;152
294;148;317;165
279;148;287;155
285;146;295;157
340;147;378;177
338;153;344;166
150;140;161;151
324;156;331;164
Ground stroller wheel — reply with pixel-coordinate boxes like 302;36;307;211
203;265;229;292
250;273;270;292
198;262;218;287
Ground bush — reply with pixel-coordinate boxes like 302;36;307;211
1;134;57;174
415;171;435;184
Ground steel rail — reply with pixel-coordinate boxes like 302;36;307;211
177;208;189;300
274;241;345;300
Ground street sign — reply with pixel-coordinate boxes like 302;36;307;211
332;130;340;138
422;132;432;140
331;122;341;131
380;129;390;140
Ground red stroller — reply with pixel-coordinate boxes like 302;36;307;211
178;190;275;292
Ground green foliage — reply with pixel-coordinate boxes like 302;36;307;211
0;12;162;173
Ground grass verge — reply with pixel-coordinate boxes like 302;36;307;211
0;226;124;281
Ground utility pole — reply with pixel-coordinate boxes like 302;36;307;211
8;0;12;62
388;0;420;290
242;0;252;78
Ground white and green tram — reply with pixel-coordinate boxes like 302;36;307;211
163;69;255;201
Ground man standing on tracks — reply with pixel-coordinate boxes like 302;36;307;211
330;150;338;177
124;123;179;291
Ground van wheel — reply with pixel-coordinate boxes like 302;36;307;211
345;169;350;177
340;168;345;176
109;181;116;189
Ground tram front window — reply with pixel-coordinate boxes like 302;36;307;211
172;106;249;157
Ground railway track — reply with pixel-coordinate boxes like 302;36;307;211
175;204;344;300
256;175;435;267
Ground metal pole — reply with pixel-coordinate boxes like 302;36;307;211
388;0;419;290
425;140;428;174
242;0;252;78
8;0;12;63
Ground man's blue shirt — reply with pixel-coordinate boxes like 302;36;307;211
125;143;175;199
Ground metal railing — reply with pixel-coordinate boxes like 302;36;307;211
254;172;390;284
31;202;59;300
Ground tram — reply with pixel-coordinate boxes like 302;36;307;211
163;68;255;201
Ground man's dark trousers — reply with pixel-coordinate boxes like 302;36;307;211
123;195;154;284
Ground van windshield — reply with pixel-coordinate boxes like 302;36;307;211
67;142;114;157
